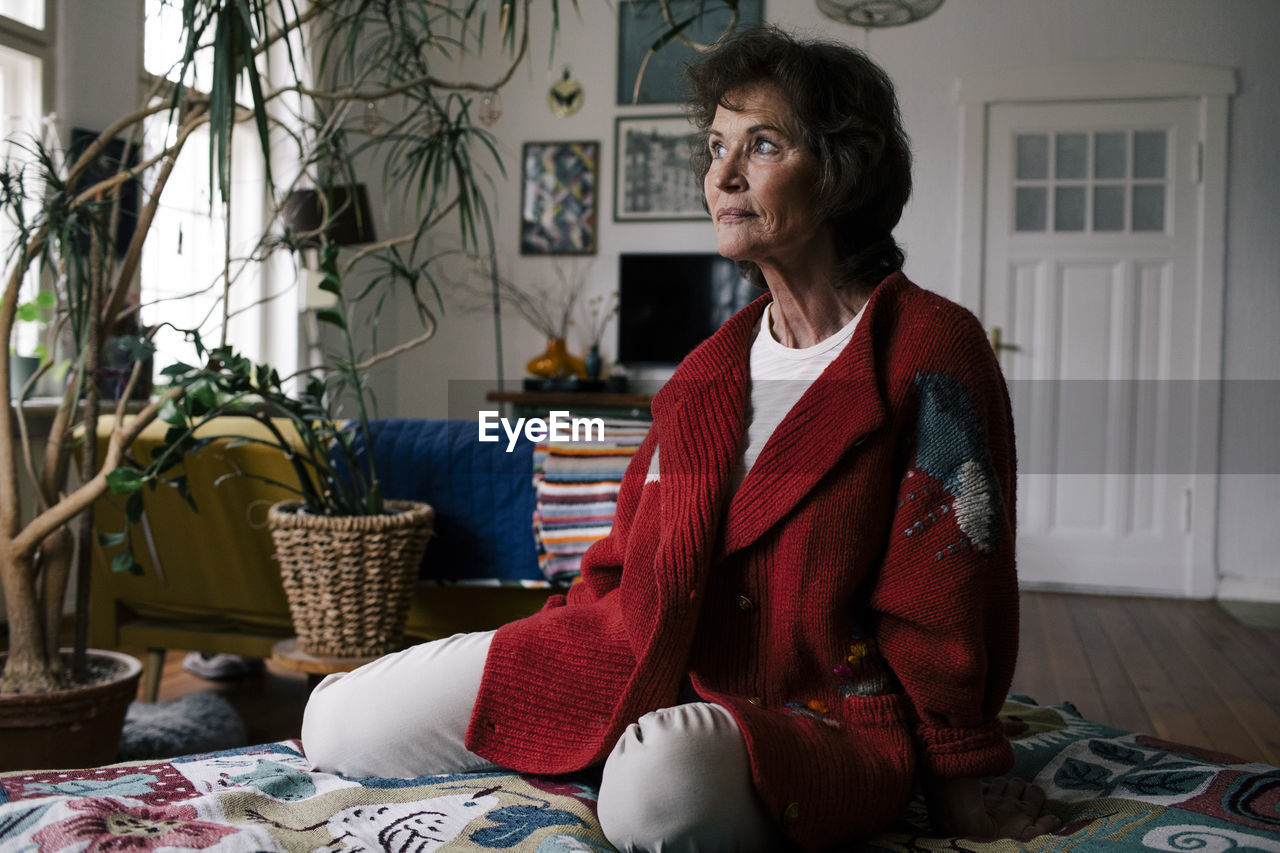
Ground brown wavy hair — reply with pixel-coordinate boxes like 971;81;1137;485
685;25;912;291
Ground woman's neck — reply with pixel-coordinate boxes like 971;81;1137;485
763;276;869;348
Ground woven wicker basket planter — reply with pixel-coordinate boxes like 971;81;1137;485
268;500;434;657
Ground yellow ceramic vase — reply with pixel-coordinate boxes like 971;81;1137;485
526;337;585;380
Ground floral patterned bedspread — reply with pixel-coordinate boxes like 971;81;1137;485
857;698;1280;852
1;699;1278;852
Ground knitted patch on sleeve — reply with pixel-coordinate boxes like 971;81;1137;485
912;373;1000;554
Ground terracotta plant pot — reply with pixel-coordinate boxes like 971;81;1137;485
269;500;435;657
0;649;143;772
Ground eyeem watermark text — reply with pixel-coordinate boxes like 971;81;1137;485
478;410;605;451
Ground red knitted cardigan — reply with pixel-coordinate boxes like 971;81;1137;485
467;273;1019;851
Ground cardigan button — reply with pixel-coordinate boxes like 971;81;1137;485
782;802;801;825
735;594;755;613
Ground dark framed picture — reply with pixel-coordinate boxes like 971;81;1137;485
69;128;140;258
613;115;709;223
520;141;599;255
616;0;764;105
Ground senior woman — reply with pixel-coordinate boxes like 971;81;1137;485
303;26;1058;853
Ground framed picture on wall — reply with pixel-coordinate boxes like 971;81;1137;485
613;114;709;223
520;140;599;255
616;0;764;105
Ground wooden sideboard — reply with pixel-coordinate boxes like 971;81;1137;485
485;390;654;422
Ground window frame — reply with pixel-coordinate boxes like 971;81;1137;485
0;0;53;120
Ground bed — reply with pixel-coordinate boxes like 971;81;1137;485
2;697;1277;852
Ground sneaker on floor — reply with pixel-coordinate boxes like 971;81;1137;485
182;652;265;680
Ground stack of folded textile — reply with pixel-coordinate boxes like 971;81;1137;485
532;420;650;583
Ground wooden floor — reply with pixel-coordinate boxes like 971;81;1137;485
1008;591;1280;766
130;647;314;747
133;591;1280;766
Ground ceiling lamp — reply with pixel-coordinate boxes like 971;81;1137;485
816;0;945;27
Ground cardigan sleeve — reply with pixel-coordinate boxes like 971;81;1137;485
869;317;1019;779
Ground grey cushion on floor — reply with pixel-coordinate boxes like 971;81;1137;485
118;691;248;761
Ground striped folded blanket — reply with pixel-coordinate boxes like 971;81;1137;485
533;419;650;583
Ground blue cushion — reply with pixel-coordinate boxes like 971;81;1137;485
359;419;541;582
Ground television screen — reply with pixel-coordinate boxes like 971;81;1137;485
617;253;758;366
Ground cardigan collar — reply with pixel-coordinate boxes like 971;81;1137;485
651;272;905;560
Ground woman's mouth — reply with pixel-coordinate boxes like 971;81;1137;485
716;207;755;223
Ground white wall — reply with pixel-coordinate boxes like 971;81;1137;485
54;0;139;136
381;0;1279;599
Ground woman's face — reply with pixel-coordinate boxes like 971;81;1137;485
704;83;829;276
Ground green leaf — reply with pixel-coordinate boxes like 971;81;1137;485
162;425;189;448
189;378;218;409
97;531;127;547
320;243;339;270
318;272;342;294
117;335;157;362
1088;739;1145;766
1120;770;1211;797
1054;758;1112;791
125;492;144;524
159;399;186;426
111;551;140;575
160;361;197;378
106;467;146;495
315;308;346;330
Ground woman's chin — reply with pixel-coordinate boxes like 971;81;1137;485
714;241;756;264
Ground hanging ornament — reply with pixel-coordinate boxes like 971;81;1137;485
815;0;944;27
547;68;585;118
478;91;503;127
361;101;382;133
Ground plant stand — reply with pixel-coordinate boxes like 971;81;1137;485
270;637;381;688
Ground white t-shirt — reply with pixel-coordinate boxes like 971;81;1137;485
727;301;864;497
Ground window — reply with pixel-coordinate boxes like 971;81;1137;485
1013;129;1169;234
0;0;41;30
0;2;48;364
140;0;271;377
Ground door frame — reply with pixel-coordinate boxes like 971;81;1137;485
954;59;1236;598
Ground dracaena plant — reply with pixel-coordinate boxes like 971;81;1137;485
0;0;603;695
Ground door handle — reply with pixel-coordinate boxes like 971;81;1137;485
988;326;1021;353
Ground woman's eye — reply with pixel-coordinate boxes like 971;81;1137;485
754;138;778;155
710;141;726;158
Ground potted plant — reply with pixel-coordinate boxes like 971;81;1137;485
113;241;438;659
0;0;590;770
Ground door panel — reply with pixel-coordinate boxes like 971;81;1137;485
985;99;1202;595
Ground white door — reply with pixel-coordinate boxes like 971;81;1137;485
984;99;1206;596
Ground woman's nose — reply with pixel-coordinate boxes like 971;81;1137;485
713;155;745;191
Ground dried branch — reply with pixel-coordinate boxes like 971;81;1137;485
354;314;438;372
340;195;461;278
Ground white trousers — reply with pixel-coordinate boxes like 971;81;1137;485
302;632;779;853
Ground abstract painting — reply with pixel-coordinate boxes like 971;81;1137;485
520;141;599;255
